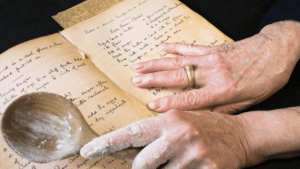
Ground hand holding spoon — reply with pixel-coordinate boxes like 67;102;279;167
1;92;139;163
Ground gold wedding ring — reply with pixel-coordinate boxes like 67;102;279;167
184;65;195;88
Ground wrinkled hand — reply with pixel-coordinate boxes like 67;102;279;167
132;21;300;114
80;110;251;169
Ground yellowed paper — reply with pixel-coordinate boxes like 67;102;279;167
61;0;234;106
0;33;153;169
52;0;124;29
1;0;235;168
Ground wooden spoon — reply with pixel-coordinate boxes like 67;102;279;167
0;92;99;163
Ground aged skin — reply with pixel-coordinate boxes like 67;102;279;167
132;21;300;114
80;107;300;169
80;21;300;169
81;110;249;168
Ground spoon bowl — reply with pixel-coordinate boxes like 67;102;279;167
1;92;98;163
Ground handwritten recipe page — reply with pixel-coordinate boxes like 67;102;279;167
0;33;151;168
61;0;233;105
0;0;233;168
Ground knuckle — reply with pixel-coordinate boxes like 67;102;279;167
163;96;180;110
213;56;227;71
165;109;189;125
210;51;221;60
193;145;208;159
209;54;232;80
101;135;113;145
199;163;218;169
184;90;204;106
208;51;225;66
181;123;200;141
220;43;233;52
207;162;218;169
171;57;184;67
226;80;242;96
147;59;159;68
166;109;182;119
169;164;183;169
123;123;142;138
147;72;156;83
170;70;187;86
216;66;231;81
219;43;237;60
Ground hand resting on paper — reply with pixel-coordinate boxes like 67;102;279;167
80;109;250;168
79;21;300;169
80;107;300;169
132;21;300;114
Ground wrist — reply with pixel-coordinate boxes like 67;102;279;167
233;113;266;167
236;107;300;166
260;20;300;39
260;20;300;61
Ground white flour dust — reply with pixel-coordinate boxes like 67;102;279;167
8;107;80;162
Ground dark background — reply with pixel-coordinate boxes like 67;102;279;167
0;0;299;168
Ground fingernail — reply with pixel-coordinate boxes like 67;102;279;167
147;102;159;111
132;64;144;71
80;143;94;158
132;76;143;85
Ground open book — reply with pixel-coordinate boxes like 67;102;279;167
0;0;233;168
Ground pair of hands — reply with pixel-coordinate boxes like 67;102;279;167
81;21;300;168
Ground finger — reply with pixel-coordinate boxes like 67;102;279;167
166;147;217;169
147;87;224;112
132;67;206;88
132;68;189;88
160;43;217;56
110;148;141;163
133;51;222;74
132;137;175;169
167;158;203;169
165;145;204;169
132;55;202;73
80;116;163;159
